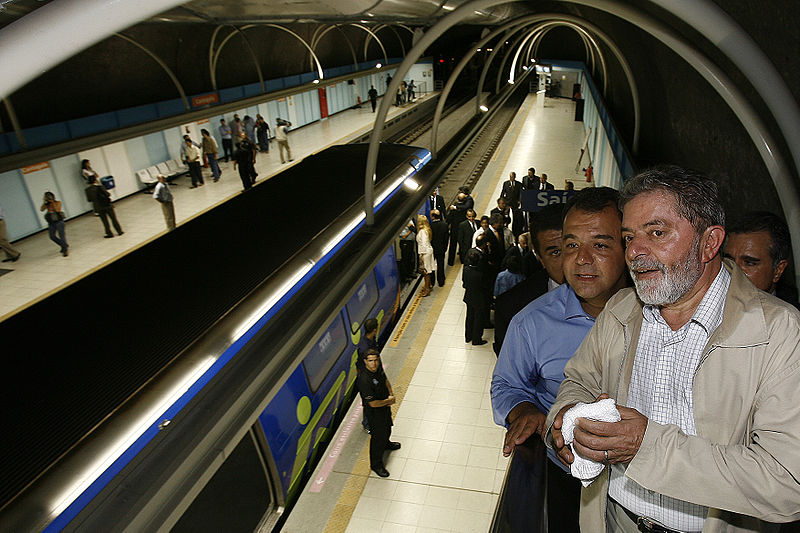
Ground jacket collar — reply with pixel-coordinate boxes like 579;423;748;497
608;259;769;347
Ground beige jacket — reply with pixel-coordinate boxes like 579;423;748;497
546;261;800;532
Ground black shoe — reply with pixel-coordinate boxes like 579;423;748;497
373;466;390;477
118;231;124;236
473;340;487;346
62;248;69;257
104;234;114;238
465;338;472;343
387;441;401;451
3;255;20;262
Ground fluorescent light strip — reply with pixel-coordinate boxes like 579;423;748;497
49;356;216;517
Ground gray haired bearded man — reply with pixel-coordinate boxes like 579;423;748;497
546;165;800;533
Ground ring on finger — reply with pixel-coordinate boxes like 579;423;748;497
604;450;609;462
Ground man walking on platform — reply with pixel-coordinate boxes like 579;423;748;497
85;176;124;238
368;85;378;112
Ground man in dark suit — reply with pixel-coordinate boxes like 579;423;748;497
501;172;523;208
85;176;124;238
492;204;565;355
457;209;478;263
446;188;473;265
522;167;538;190
484;213;507;275
502;232;540;277
537;173;555;190
491;198;528;241
430;210;449;287
463;241;492;346
428;188;446;213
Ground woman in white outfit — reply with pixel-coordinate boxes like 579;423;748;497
416;214;436;297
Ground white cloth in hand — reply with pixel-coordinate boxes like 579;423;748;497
561;398;621;486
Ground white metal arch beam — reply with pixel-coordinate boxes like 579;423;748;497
351;23;389;66
566;0;800;292
0;0;187;100
533;15;641;154
209;25;265;93
115;33;190;110
311;25;359;73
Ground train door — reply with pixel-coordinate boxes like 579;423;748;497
170;426;282;533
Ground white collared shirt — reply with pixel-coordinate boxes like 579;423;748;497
609;266;731;532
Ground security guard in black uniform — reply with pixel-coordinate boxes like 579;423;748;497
357;349;401;477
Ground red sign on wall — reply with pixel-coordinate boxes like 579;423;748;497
21;162;50;174
191;92;220;108
318;88;328;119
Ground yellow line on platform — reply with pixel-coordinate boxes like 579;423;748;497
322;271;458;533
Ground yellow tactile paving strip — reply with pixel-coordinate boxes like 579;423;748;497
323;270;458;533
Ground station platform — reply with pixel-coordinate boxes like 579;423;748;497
0;91;471;319
285;93;587;533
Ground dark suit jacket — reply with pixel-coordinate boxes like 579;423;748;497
522;174;538;190
428;194;446;214
538;182;555;191
493;270;551;355
490;207;527;239
457;219;478;260
463;258;492;307
501;180;522;207
85;184;111;210
431;219;449;257
502;245;542;277
483;228;506;271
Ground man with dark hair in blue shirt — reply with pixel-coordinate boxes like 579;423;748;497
491;187;628;532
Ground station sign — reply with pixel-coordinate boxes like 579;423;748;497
191;92;220;108
21;162;50;174
521;189;575;212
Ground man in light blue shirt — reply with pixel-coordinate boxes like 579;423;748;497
491;187;628;533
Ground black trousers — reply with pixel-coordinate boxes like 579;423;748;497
546;459;581;533
365;406;392;469
188;161;204;186
465;302;487;344
221;138;233;161
238;163;255;190
432;252;446;286
98;207;122;236
447;228;459;265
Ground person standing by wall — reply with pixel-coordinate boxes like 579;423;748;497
153;174;176;231
0;202;22;262
357;349;400;477
201;129;221;182
275;120;293;164
85;176;123;238
183;136;204;188
218;118;233;162
40;192;68;256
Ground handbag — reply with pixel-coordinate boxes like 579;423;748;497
45;211;65;223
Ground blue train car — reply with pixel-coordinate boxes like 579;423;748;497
259;247;400;501
2;143;433;533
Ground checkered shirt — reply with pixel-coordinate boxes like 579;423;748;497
609;266;731;532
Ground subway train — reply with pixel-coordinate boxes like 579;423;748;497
0;143;434;532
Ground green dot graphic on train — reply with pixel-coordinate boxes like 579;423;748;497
296;396;312;425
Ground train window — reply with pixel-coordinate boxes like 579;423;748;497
171;430;276;533
345;273;379;334
302;314;348;392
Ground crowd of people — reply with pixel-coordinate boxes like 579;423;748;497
395;164;800;532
